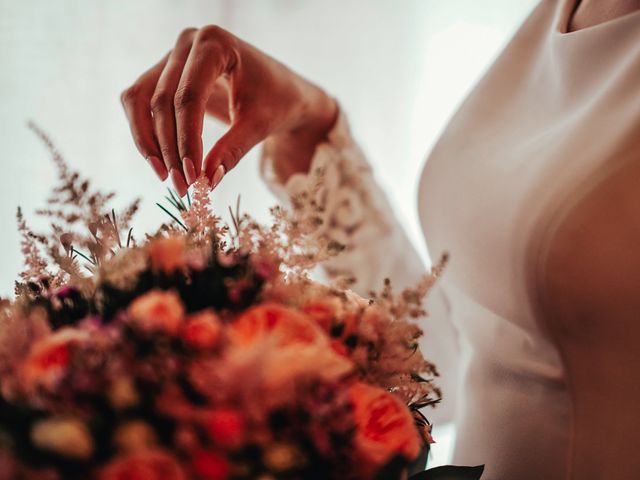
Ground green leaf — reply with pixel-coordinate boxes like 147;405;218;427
372;455;407;480
71;247;96;265
408;445;430;476
410;465;485;480
156;203;188;231
167;187;187;211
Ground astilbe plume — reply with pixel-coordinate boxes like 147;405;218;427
19;123;140;295
15;208;49;287
234;201;344;282
180;176;228;247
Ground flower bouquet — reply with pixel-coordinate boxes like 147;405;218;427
0;128;483;479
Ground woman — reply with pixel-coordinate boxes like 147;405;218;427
121;0;640;478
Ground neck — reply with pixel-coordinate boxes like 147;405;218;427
569;0;640;31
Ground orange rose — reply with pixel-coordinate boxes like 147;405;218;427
263;343;353;395
127;290;184;336
182;310;222;349
301;297;343;332
98;449;186;480
21;328;88;393
350;382;421;474
230;303;327;348
330;339;349;357
148;236;186;274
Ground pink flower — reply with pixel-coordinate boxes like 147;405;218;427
181;310;222;350
53;285;74;298
98;449;186;480
127;290;184;336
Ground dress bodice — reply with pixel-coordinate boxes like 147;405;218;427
419;0;640;477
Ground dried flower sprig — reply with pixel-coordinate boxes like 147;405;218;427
18;124;142;295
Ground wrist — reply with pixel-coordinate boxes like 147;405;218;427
270;90;337;182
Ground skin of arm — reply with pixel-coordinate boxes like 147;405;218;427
569;0;640;31
537;150;640;478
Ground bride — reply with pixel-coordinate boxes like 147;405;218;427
121;0;640;478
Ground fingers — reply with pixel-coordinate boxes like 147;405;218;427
203;119;265;189
121;54;170;181
150;28;197;195
176;26;237;187
123;25;261;196
205;80;232;124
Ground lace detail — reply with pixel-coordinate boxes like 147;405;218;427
261;107;421;295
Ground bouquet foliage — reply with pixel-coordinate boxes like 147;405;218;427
0;127;466;480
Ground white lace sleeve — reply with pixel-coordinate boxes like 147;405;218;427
260;109;427;295
260;108;459;424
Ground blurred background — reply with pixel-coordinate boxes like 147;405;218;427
0;0;538;466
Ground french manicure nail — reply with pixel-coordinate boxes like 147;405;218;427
170;168;188;197
182;157;197;185
148;156;168;181
211;164;226;189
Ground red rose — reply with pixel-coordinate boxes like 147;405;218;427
205;408;245;449
191;450;229;480
182;310;222;350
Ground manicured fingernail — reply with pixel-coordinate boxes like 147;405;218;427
211;164;226;189
170;168;188;197
182;157;197;185
148;156;168;181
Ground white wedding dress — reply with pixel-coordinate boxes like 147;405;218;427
262;1;640;478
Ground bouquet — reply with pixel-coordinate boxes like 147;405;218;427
0;127;482;479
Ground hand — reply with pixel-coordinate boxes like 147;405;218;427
121;26;337;196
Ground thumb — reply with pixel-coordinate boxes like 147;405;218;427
203;120;265;188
